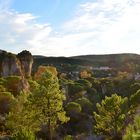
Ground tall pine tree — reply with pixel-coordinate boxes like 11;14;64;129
7;69;69;140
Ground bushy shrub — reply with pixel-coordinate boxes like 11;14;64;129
75;97;93;114
28;79;39;92
11;129;36;140
0;92;15;114
0;78;6;86
130;82;140;95
0;85;6;92
64;135;73;140
76;79;92;89
5;76;21;96
130;89;140;107
68;83;84;98
86;88;101;111
123;115;140;140
66;102;82;115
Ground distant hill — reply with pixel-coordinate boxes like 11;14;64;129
33;53;140;73
33;56;90;66
71;53;140;66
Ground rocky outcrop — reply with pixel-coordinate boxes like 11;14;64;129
17;78;30;93
0;50;33;93
17;50;33;78
0;50;33;78
0;51;22;77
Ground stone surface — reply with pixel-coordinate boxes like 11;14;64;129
0;50;33;92
0;52;21;77
0;50;33;78
17;50;33;78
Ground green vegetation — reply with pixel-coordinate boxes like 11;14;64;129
0;91;15;114
66;102;82;115
75;97;93;114
130;89;140;107
123;115;140;140
11;128;36;140
6;70;69;140
0;51;140;139
94;94;128;140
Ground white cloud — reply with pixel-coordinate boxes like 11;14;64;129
0;10;52;53
61;0;140;55
0;0;140;56
14;13;36;24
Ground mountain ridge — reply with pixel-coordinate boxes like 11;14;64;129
33;53;140;67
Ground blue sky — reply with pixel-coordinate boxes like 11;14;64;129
11;0;88;27
0;0;140;56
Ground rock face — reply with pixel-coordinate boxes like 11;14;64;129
17;50;33;78
0;50;33;78
17;78;30;93
0;51;22;77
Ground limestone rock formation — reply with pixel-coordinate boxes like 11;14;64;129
0;51;21;77
17;50;33;78
0;50;33;92
0;50;33;78
17;78;30;93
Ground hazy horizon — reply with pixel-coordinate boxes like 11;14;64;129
1;48;140;58
0;0;140;56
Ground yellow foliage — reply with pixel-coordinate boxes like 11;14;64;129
80;70;91;78
34;66;58;81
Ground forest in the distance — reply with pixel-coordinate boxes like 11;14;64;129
0;50;140;140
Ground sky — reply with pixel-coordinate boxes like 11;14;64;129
0;0;140;56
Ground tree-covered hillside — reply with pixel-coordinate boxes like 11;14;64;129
33;53;140;75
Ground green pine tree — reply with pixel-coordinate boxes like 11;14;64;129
6;71;69;140
94;94;128;140
123;115;140;140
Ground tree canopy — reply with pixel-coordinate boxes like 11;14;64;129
6;70;69;140
94;94;128;140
